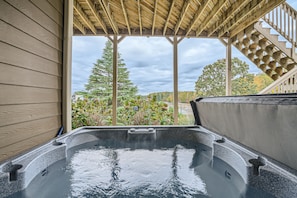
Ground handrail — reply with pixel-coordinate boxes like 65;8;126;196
262;2;297;48
259;66;297;94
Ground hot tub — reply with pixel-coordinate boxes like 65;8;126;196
1;126;297;197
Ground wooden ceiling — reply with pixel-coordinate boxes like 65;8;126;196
73;0;284;38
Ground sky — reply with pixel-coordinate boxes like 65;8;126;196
72;0;297;96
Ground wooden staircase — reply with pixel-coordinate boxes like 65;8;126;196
231;2;297;93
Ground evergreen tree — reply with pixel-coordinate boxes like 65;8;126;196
195;58;257;96
85;40;137;101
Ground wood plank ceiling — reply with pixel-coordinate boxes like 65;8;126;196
73;0;284;38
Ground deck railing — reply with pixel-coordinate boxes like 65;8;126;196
259;66;297;94
259;2;297;94
263;2;297;49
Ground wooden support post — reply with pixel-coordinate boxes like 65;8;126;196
112;36;118;125
108;36;125;125
166;37;183;125
62;0;73;132
173;36;178;124
226;38;232;96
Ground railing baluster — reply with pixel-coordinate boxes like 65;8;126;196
280;5;282;33
294;13;297;46
290;14;292;42
284;7;287;36
276;7;279;28
272;8;275;25
288;7;290;40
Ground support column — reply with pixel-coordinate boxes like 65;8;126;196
112;36;118;125
62;0;73;132
226;38;232;96
173;37;178;124
166;36;183;125
108;36;125;125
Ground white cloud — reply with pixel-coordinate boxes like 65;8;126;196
71;36;259;95
120;37;171;62
72;36;107;93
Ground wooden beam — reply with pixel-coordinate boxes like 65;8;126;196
207;0;248;37
163;0;176;35
118;36;126;43
185;0;208;37
166;36;173;44
196;0;227;37
152;0;159;35
73;27;220;37
85;0;108;34
137;0;142;35
219;38;227;46
174;0;191;35
120;0;131;35
217;0;272;37
73;17;86;35
230;0;285;38
99;0;119;34
166;36;184;44
73;0;96;34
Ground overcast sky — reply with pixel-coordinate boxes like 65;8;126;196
72;0;297;95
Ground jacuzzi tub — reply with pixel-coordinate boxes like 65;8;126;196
1;126;296;197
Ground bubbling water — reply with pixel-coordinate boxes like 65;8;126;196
68;146;208;197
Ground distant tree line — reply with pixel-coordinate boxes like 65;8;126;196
148;91;196;103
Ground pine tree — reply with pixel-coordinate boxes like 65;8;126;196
85;40;137;101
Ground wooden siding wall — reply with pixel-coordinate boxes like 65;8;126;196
0;0;63;163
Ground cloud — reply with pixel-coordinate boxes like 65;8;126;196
72;1;297;95
120;37;172;59
71;36;263;95
128;64;174;95
72;36;107;93
71;36;259;95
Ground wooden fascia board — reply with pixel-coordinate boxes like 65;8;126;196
73;0;97;34
174;0;191;35
85;0;108;34
73;17;86;35
99;0;119;34
207;0;248;37
185;0;208;37
120;0;131;35
152;0;159;35
163;0;176;35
